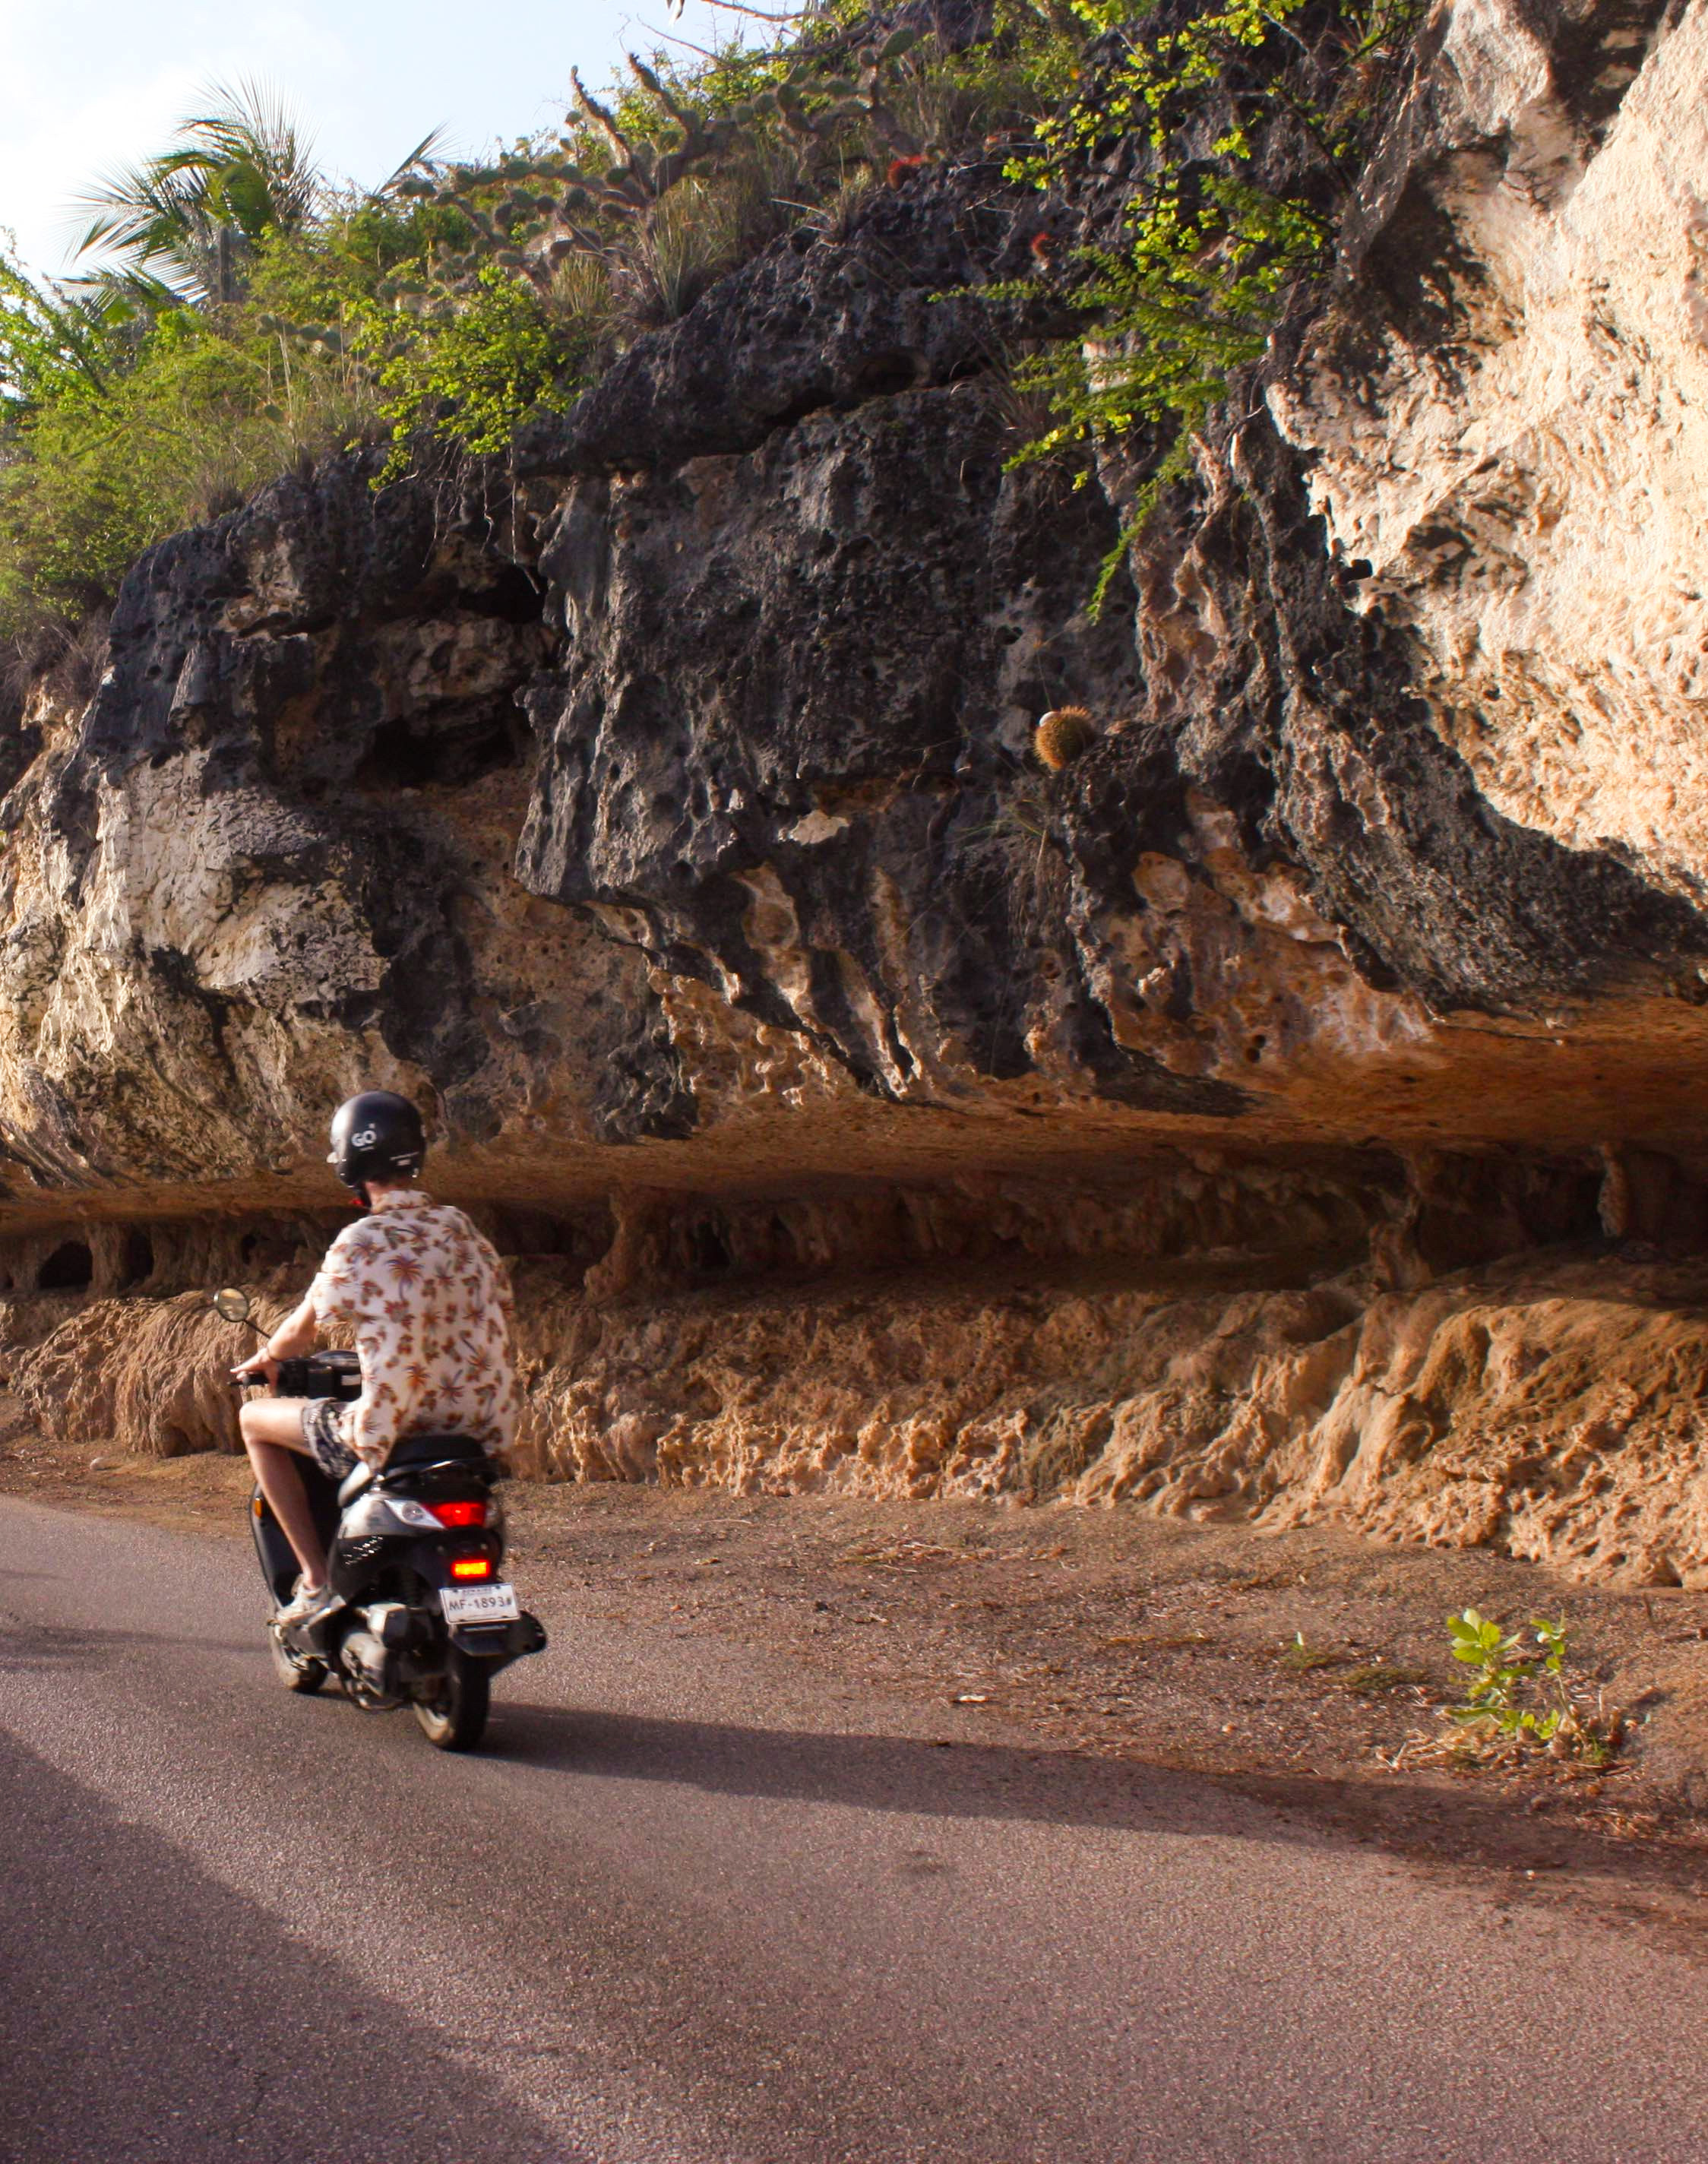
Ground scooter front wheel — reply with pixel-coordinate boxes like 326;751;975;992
413;1650;489;1750
268;1626;328;1694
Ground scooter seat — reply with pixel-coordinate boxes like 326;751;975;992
385;1432;489;1469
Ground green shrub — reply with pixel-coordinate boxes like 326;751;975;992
0;4;1416;637
2;303;269;624
360;264;580;473
0;234;400;630
991;0;1423;609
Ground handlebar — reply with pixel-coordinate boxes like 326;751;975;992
228;1351;362;1400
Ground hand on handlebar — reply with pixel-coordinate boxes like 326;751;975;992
231;1351;280;1389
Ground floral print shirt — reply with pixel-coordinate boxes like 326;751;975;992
307;1190;520;1468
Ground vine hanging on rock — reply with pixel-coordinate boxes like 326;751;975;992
988;0;1424;610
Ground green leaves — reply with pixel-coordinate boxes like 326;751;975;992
988;0;1421;610
0;311;297;627
1447;1607;1512;1662
1442;1609;1586;1751
69;77;323;308
364;264;577;476
0;256;128;405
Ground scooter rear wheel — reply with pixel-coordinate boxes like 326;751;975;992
413;1650;490;1751
269;1627;327;1694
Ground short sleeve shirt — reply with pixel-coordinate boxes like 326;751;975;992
307;1191;520;1467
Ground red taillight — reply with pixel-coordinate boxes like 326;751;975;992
429;1501;486;1528
450;1557;492;1581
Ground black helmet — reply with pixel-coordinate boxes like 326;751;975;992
328;1090;425;1197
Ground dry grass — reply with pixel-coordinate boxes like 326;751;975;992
1278;1632;1347;1673
1343;1662;1430;1696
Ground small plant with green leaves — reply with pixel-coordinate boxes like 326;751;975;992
1444;1610;1619;1764
1447;1610;1564;1741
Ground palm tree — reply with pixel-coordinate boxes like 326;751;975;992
70;78;321;308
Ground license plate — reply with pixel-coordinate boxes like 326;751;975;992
441;1582;520;1626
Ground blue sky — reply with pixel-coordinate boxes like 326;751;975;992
0;0;745;279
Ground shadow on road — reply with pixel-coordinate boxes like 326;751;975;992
489;1698;1291;1843
0;1617;256;1669
0;1729;582;2164
486;1699;1703;1896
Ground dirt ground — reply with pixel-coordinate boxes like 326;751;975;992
8;1390;1708;1958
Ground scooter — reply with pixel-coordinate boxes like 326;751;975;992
216;1288;546;1751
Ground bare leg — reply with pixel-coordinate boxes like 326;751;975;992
239;1397;327;1590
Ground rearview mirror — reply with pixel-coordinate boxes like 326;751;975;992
212;1287;252;1324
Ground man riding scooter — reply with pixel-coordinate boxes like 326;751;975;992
234;1090;520;1628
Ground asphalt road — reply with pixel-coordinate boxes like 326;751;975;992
4;1497;1708;2164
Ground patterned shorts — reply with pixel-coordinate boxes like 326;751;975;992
300;1398;359;1479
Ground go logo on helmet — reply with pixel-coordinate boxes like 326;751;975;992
352;1127;379;1149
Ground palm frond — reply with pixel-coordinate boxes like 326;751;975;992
65;77;323;305
371;127;451;199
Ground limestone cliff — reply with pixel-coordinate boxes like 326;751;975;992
5;0;1708;1585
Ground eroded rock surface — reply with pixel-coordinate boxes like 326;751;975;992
4;0;1708;1581
1276;0;1708;903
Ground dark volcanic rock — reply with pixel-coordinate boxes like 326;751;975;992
518;169;1052;476
2;0;1706;1220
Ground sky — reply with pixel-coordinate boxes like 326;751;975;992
0;0;747;280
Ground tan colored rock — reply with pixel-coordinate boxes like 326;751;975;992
1273;0;1708;903
21;1243;1708;1588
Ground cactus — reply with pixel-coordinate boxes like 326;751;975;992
396;25;924;306
1033;705;1098;770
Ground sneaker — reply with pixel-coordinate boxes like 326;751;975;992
274;1577;333;1629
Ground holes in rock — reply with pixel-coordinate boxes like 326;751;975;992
460;565;545;624
764;386;835;432
122;1228;155;1287
353;705;527;791
492;1208;589;1259
38;1240;93;1291
686;1220;732;1277
234;1223;324;1274
855;352;918;398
